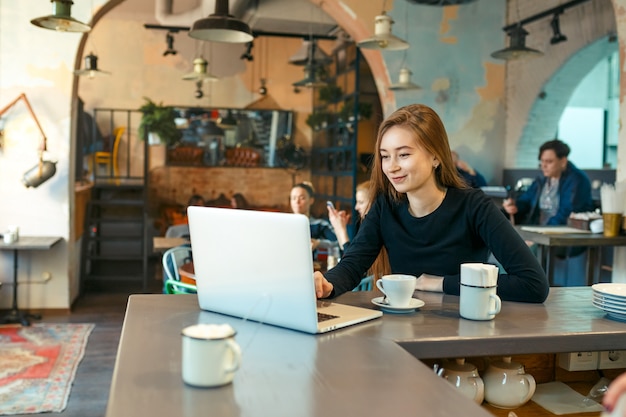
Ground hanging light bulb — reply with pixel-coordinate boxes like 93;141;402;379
182;57;219;82
31;0;91;33
357;12;409;51
389;68;421;91
74;53;110;78
491;25;543;60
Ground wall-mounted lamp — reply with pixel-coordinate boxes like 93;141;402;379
550;14;567;44
188;0;253;43
389;68;421;91
74;53;111;78
31;0;90;33
0;94;56;188
491;25;543;60
357;12;409;51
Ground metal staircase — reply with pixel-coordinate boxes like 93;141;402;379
80;182;149;292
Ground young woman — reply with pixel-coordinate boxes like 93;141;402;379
314;104;549;303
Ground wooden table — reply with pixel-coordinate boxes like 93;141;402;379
0;236;62;326
106;287;626;417
515;226;626;285
153;237;189;252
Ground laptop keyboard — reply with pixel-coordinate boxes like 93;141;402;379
317;312;339;322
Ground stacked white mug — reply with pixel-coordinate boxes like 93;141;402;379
459;263;501;321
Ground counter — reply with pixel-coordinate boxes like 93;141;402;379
106;288;626;417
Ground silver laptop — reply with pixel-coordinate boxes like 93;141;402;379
187;206;382;334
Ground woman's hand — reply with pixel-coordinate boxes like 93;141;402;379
603;372;626;415
502;198;518;215
311;239;320;250
326;205;350;249
314;271;334;298
415;274;444;292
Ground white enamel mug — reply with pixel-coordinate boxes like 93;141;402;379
181;324;242;388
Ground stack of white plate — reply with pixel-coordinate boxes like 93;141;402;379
592;283;626;322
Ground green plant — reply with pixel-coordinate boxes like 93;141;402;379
339;99;373;121
318;84;343;103
305;111;330;130
138;97;181;146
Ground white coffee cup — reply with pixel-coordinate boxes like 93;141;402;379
375;274;417;307
181;323;242;388
3;232;16;244
459;263;501;321
7;225;19;241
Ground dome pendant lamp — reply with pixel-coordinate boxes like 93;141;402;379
357;12;409;51
31;0;91;33
188;0;253;44
491;25;543;60
74;53;110;78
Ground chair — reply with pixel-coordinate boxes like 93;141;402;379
94;126;125;180
352;275;373;292
162;244;196;294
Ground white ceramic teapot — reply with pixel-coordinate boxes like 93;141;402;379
441;358;485;404
483;356;536;409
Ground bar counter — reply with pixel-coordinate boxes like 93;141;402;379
106;288;626;417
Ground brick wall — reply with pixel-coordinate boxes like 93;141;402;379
148;166;309;213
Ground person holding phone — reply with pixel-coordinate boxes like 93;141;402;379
290;182;339;254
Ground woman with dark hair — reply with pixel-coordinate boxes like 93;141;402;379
290;182;338;253
314;104;548;303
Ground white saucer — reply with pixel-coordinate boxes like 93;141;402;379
371;297;425;314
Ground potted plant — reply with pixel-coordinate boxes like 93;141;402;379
138;97;181;146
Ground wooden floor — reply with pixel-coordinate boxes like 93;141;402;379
7;278;163;417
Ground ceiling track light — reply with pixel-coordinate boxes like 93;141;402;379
182;57;218;82
31;0;91;33
163;32;178;56
550;14;567;44
240;41;254;61
357;12;409;51
389;68;421;91
188;0;253;44
74;53;111;78
491;25;543;61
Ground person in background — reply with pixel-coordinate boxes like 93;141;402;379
604;372;626;416
230;193;249;209
290;182;338;253
502;139;593;226
314;104;548;303
187;194;206;208
451;150;487;188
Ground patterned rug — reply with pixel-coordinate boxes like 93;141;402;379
0;323;95;415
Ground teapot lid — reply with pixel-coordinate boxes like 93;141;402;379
444;358;477;372
490;356;523;370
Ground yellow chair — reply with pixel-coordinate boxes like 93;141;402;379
94;126;125;181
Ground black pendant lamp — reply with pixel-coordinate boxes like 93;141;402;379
188;0;253;44
31;0;91;33
74;53;110;78
491;25;543;60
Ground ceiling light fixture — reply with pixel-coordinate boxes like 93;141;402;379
163;32;178;56
240;41;254;61
357;8;409;51
188;0;253;44
389;68;421;91
182;57;219;82
31;0;91;33
289;39;332;66
74;53;111;78
490;25;543;60
550;14;567;44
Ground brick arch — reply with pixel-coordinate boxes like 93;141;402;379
516;38;618;167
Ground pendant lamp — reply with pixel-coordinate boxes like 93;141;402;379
289;40;332;66
389;68;421;91
491;25;543;60
358;12;409;51
292;64;327;88
74;53;110;78
31;0;91;33
188;0;253;44
182;57;218;82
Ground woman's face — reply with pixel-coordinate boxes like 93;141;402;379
380;126;438;195
290;187;313;215
539;149;567;179
355;190;369;219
